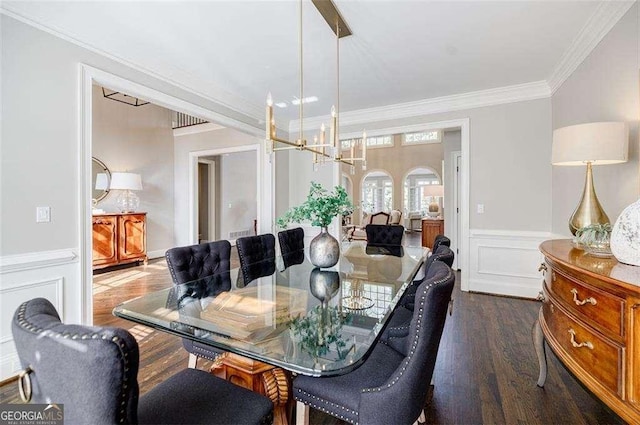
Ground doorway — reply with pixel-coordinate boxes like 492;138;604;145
198;159;216;243
80;65;271;325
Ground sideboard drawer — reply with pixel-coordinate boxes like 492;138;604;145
542;298;622;396
547;267;624;338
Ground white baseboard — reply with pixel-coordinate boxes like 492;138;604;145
468;229;551;299
147;249;168;260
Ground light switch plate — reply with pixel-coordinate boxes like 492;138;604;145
477;204;485;214
36;206;51;223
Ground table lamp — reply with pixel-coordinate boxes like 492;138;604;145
110;172;143;213
423;184;444;217
552;122;628;235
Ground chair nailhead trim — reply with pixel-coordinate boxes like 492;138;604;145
361;269;453;394
16;301;133;424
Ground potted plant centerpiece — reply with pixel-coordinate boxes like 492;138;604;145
277;182;353;268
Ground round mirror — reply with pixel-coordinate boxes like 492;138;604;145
92;157;111;204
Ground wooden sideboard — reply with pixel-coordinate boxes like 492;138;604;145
421;218;444;249
92;213;147;270
534;239;640;423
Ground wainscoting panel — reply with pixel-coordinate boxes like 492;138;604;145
0;249;79;380
468;230;551;299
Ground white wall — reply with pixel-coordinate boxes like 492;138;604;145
551;3;640;236
92;85;175;259
219;151;257;240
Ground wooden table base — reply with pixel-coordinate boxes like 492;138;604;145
212;353;292;425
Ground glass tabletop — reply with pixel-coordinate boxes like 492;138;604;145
113;241;428;376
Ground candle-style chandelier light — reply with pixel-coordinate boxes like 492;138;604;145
265;0;367;173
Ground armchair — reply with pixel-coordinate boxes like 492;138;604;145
293;261;455;425
348;210;403;241
12;298;274;425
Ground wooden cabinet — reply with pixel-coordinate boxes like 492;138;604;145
92;213;147;270
534;239;640;423
421;218;444;249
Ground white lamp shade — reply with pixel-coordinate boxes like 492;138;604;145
423;184;444;197
552;122;628;166
95;173;109;190
110;172;143;191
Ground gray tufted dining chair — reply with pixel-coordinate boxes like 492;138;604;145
236;234;276;286
165;240;232;368
293;261;455;425
12;298;274;425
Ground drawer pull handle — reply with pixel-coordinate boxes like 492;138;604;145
568;329;594;350
538;263;547;273
570;288;597;306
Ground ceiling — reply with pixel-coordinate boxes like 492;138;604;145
2;1;627;129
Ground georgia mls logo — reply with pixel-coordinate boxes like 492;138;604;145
0;403;64;425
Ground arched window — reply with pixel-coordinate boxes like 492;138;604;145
361;171;393;213
403;167;440;213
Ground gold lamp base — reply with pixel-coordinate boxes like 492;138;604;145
569;162;610;235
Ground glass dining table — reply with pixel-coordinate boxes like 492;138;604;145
113;241;428;377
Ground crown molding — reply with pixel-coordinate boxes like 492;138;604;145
547;1;635;94
289;80;550;133
0;7;265;125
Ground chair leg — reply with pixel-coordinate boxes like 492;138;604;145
295;401;309;425
188;353;198;369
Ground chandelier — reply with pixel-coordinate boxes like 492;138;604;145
265;0;367;173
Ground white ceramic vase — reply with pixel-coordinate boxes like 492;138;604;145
610;198;640;266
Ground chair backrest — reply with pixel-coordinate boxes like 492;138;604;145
277;227;305;269
389;209;403;225
165;240;232;307
12;298;140;424
359;262;455;425
433;234;451;251
369;211;390;225
365;224;404;246
236;233;276;286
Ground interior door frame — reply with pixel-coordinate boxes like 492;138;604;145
451;151;462;270
197;158;216;242
188;145;260;245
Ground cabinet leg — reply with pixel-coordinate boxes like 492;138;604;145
532;317;547;387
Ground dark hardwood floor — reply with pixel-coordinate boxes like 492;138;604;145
1;237;624;424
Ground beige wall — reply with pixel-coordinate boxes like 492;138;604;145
340;134;444;225
92;85;175;257
551;4;640;236
219;150;257;240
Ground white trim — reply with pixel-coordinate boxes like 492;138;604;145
547;1;635;94
290;82;549;133
147;249;168;260
450;151;461;271
468;229;552;298
0;250;78;274
0;7;264;123
173;122;226;137
469;229;552;240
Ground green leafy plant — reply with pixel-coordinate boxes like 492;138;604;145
575;223;612;247
289;305;353;360
277;182;354;228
